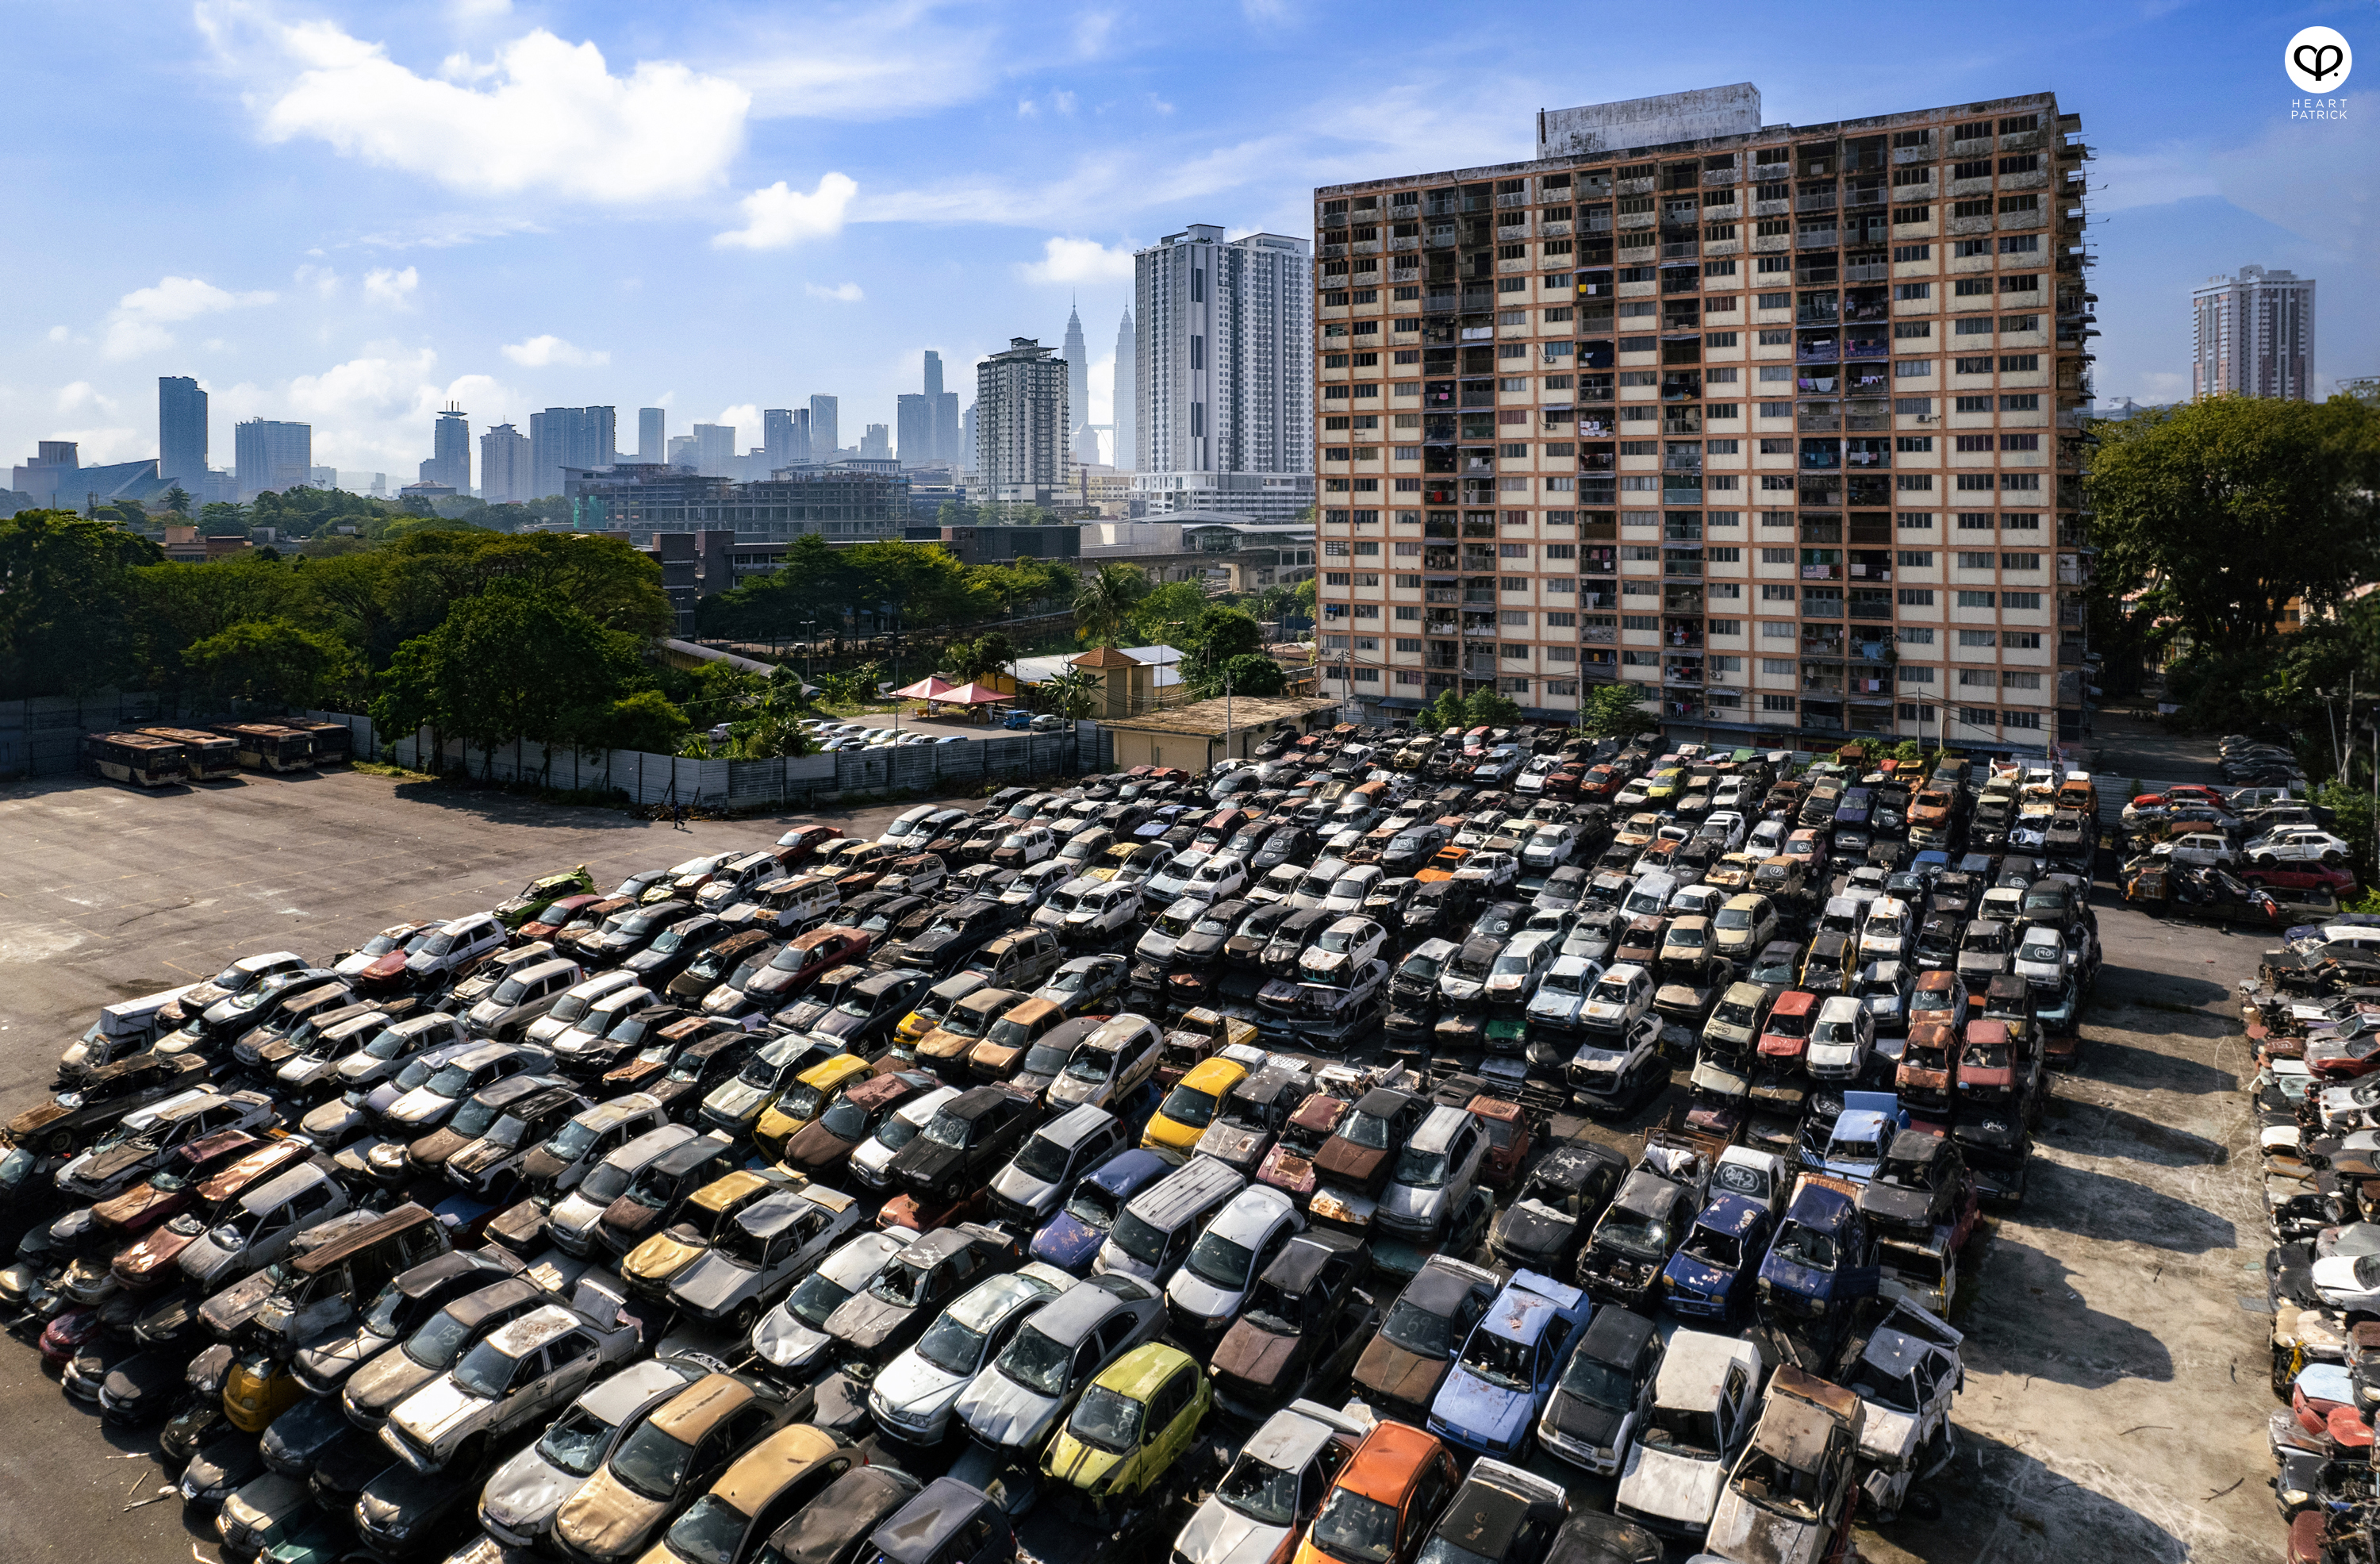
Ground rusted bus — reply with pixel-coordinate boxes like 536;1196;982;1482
83;732;189;787
136;727;240;781
211;722;315;772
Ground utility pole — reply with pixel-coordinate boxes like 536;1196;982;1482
1222;663;1234;761
800;619;819;689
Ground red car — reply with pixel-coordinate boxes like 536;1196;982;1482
2306;1034;2380;1081
775;824;843;865
735;926;873;1010
519;893;604;943
109;1138;313;1293
2243;863;2358;893
1759;990;1819;1063
90;1128;263;1239
1464;1095;1531;1189
1257;1092;1350;1207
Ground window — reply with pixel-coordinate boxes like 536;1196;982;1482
1956;551;1995;569
1956;513;1994;530
2005;630;2042;648
1958;668;1996;687
1895;436;1933;452
1707;546;1742;562
1760;551;1795;567
1953;279;1994;297
1960;708;1999;728
1954;435;1993;452
1956;590;1995;608
1761;622;1796;639
2002;512;2040;530
1898;665;1935;685
1762;694;1797;713
1899;626;1936;645
1894;397;1933;416
2000;433;2040;452
1757;329;1791;346
1957;628;1997;647
1894;360;1936;379
2002;671;2041;690
2000;316;2040;334
1897;587;1935;605
1893;282;1932;301
1894;321;1933;340
1323;540;1349;556
1706;332;1740;348
2001;473;2041;491
2003;590;2042;609
1898;550;1933;566
2000;394;2040;411
1954;317;1994;336
2000;274;2040;294
1891;205;1931;225
1891;244;1932;262
1709;618;1742;636
1323;572;1351;586
1954;395;1993;413
1999;355;2040;372
1998;233;2040;254
1756;291;1791;310
1953;356;1994;375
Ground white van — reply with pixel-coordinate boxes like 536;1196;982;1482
1621;870;1678;920
59;983;201;1076
405;914;507;984
527;970;646;1050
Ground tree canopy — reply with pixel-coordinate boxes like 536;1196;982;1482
0;510;159;697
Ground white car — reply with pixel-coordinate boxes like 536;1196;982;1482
1030;876;1107;936
380;1290;646;1474
1514;756;1558;795
997;860;1073;913
866;1263;1071;1447
1298;916;1388;985
1483;931;1556;1004
1520;824;1583;872
1577;964;1655;1034
2313;1252;2380;1312
2248;828;2351;867
1163;1185;1303;1339
1806;995;1876;1079
1059;882;1142;947
1321;864;1385;916
1186;854;1251;905
1135;897;1208;966
2012;921;2073;987
1177;1404;1377;1564
1859;897;1913;963
749;1229;915;1376
952;1273;1167;1455
2153;832;2237;867
1285;859;1350;913
1610;1332;1763;1530
1453;851;1520;894
1748;819;1787;857
1699;810;1749;853
1142;851;1211;906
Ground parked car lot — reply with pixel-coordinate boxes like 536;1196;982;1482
0;753;2282;1564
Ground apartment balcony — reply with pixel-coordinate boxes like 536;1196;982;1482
1662;556;1704;578
1800;449;1841;472
1844;181;1887;209
1582;624;1618;646
1424;616;1459;637
1797;336;1840;363
1798;371;1841;398
1795;191;1838;213
1664;621;1706;649
1798;229;1839;249
1802;592;1844;621
1848;590;1894;621
1664;662;1706;686
1798;302;1839;325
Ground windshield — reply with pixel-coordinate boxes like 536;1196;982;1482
819;1099;872;1140
920;1109;977;1151
405;1306;480;1369
362;1029;414;1062
581;1162;634;1205
1012;1132;1074;1183
1310;1488;1400;1564
392;1058;440;1092
1395;1146;1450;1189
451;1339;525;1400
1588;979;1633;1007
1642;1403;1720;1457
449;1095;506;1139
1772;1222;1837;1270
1715;909;1752;931
1681;1225;1744;1270
608;1420;697;1502
1397;953;1442;982
1458;1331;1534;1389
1557;1349;1636;1411
419;932;459;958
1111;1209;1167;1266
550;995;592;1024
1765;1009;1810;1039
543;1118;601;1163
777;1268;852;1331
1668;924;1708;950
2020;935;2061;962
1380;1297;1457;1357
1813;1019;1859;1046
1068;1385;1144;1454
1064;1182;1119;1230
1187;1229;1257;1290
1598;1214;1672;1262
1160;1084;1221;1130
998;1324;1073;1396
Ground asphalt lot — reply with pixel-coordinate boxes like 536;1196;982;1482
0;767;2282;1562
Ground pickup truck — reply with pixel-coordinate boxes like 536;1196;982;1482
1157;1009;1257;1088
1702;1366;1867;1564
1756;1173;1881;1333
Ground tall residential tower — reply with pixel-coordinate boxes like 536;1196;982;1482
2192;264;2315;400
975;337;1070;505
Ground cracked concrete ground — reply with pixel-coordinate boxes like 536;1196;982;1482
0;770;2282;1562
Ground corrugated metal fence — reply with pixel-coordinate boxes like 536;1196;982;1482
2;694;1113;809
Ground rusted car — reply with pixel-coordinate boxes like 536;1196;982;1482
1254;1091;1351;1208
1158;1008;1258;1088
1207;1231;1376;1420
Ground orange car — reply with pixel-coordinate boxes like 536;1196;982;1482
1414;846;1471;885
1293;1421;1462;1564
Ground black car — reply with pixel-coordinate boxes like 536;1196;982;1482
822;1224;1022;1374
646;1026;762;1120
1173;899;1248;967
1259;908;1333;982
887;1086;1040;1202
1488;1138;1627;1274
1539;1308;1664;1481
808;968;934;1051
1249;827;1311;874
1363;877;1422;930
1403;879;1479;943
623;915;733;986
1225;903;1294;967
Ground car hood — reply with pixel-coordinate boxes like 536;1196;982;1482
1211;1320;1300;1389
1543;1388;1626;1450
1528;993;1584;1024
388;1377;488;1451
1703;1486;1825;1564
113;1220;202;1282
445;1137;519;1182
1168;1269;1244;1324
1435;1368;1533;1446
624;1230;710;1289
955;1368;1062;1450
383;1086;455;1125
1030;1214;1107;1270
667;1251;761;1314
1495;1201;1577;1262
296;1326;397;1389
825;1293;915;1354
992;1165;1061;1214
556;1467;670;1561
346;1351;440;1417
889;1139;968;1193
2313;1255;2372;1300
871;1349;972;1420
480;1448;575;1535
703;1080;773;1124
196;1266;283;1334
1617;1443;1727;1527
1665;1251;1737;1299
1313;1143;1390;1191
1855;1400;1921;1467
752;1305;834;1372
1356;1339;1448;1415
1808;1042;1860;1068
1378;1182;1445;1232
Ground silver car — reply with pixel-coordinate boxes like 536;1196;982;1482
749;1229;915;1378
950;1273;1165;1454
476;1356;709;1549
866;1262;1070;1447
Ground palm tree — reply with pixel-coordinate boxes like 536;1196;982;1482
1043;666;1102;720
1073;563;1151;647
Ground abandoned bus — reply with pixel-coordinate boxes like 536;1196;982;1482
286;718;354;767
137;728;241;781
83;732;190;787
212;723;315;773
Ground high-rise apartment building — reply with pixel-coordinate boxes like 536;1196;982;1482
1311;86;2094;749
159;376;207;487
975;337;1071;504
692;423;738;477
638;407;666;463
808;395;839;461
1134;225;1314;517
1112;309;1137;472
419;402;470;493
480;422;532;505
529;405;616;498
896;394;931;464
763;408;809;471
235;418;313;498
2192;264;2315;401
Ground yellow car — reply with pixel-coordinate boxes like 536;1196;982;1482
751;1055;874;1161
1142;1056;1249;1153
1643;767;1685;805
630;1423;854;1564
223;1345;305;1432
1041;1343;1210;1517
620;1168;792;1298
894;973;990;1047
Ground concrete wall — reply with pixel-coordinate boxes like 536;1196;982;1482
1536;83;1762;158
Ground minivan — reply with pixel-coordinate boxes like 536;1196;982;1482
246;1202;451;1347
1092;1155;1247;1285
464;958;585;1042
1620;870;1677;920
527;970;644;1050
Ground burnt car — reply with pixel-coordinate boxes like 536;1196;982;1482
820;1223;1022;1377
779;1071;943;1180
1253;1090;1350;1209
1488;1138;1627;1275
1310;1087;1427;1205
887;1087;1042;1205
1207;1231;1376;1420
1349;1253;1501;1424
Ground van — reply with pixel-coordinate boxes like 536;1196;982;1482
60;983;201;1076
544;1122;702;1256
464;958;585;1042
732;874;841;933
405;913;508;984
518;1093;672;1193
178;1162;355;1289
965;929;1061;993
248;1202;452;1347
1093;1155;1247;1285
1621;870;1678;920
528;970;646;1050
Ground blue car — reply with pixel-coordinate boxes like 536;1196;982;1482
1426;1269;1591;1458
1658;1193;1773;1321
1812;1090;1910;1185
1027;1147;1180;1273
1756;1181;1880;1327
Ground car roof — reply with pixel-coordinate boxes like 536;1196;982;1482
871;1478;992;1563
716;1423;846;1510
650;1372;759;1439
1339;1421;1445;1503
482;1304;584;1358
1037;1103;1119;1148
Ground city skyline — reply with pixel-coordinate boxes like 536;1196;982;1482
2;1;2368;481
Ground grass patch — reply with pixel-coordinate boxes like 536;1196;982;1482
353;759;438;783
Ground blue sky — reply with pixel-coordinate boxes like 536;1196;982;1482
4;0;2373;482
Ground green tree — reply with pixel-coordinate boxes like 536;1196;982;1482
1073;562;1151;646
2089;394;2379;652
1213;652;1288;697
603;689;690;753
161;485;192;517
1129;580;1211;644
1042;666;1101;719
199;501;248;532
946;630;1017;684
181;617;355;709
370;581;629;771
0;510;154;696
1580;682;1659;739
1467;687;1525;728
1179;605;1265;695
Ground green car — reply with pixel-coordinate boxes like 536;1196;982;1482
495;866;596;928
259;1513;350;1564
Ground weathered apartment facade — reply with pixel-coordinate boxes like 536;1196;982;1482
1311;85;2095;747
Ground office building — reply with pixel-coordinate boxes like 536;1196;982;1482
528;405;616;498
1062;302;1100;467
480;422;532;505
1133;225;1312;515
564;463;909;543
666;434;697;469
159;376;207;487
418;402;470;493
763;407;809;470
927;351;961;463
896;352;962;465
235;418;313;498
962;402;977;469
638;407;666;463
808;395;839;462
307;466;337;490
860;424;890;460
1307;85;2094;749
975;337;1071;505
1112;309;1137;471
896;393;931;465
692;423;738;477
2192;264;2315;401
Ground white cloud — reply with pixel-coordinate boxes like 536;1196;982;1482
711;404;760;435
1016;98;1038;119
501;333;608;367
102;275;276;359
47;325;69;342
51;426;145;463
363;266;420;308
296;264;340;298
1073;11;1116;57
720;6;1004;122
1016;236;1137;283
55;382;121;417
200;5;750;204
804;282;865;302
712;173;858;249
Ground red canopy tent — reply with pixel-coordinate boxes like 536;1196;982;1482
889;674;956;701
936;682;1008;706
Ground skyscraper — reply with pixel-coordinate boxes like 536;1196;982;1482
1111;309;1137;472
808;395;839;462
896;394;931;464
2192;264;2315;400
927;352;961;464
638;407;666;463
479;422;532;505
1062;303;1098;467
1307;83;2093;750
975;337;1070;504
860;424;890;460
962;402;977;469
419;403;470;493
528;405;616;498
159;376;207;487
234;418;313;498
1134;225;1313;516
692;424;738;477
763;408;809;470
667;435;697;469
